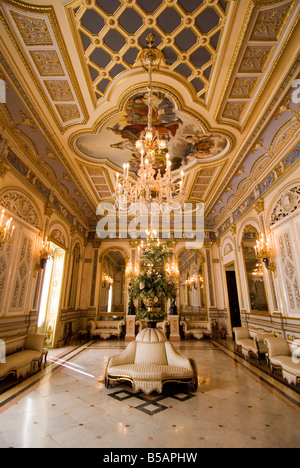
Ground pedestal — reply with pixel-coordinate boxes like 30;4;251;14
125;316;136;341
168;315;181;342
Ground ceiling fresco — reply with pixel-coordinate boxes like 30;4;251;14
0;0;299;236
74;89;231;173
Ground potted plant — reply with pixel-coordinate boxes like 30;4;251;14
128;238;177;326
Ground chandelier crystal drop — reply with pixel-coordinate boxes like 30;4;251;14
114;34;185;214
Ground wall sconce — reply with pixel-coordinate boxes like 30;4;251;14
254;233;277;275
185;274;198;289
0;209;15;247
34;237;54;276
102;273;113;287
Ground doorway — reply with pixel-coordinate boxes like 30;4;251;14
38;242;66;347
225;264;241;331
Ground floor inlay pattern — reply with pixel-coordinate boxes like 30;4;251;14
108;388;196;415
0;339;300;448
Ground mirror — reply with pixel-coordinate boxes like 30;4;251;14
68;243;81;309
242;227;268;312
178;250;206;314
99;250;126;315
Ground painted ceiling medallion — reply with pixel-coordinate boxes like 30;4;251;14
74;88;231;172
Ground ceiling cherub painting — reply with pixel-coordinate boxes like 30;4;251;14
74;90;231;172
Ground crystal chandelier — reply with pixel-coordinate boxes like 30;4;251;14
114;35;185;214
0;209;15;247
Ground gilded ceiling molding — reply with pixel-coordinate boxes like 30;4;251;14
80;164;114;202
65;0;233;107
0;52;96;217
0;0;89;131
216;141;300;238
188;164;224;202
206;55;300;216
213;113;299;226
215;0;298;129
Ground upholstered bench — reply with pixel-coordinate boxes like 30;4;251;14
264;337;300;386
180;320;212;340
87;319;125;340
233;327;271;363
104;328;198;394
0;333;46;381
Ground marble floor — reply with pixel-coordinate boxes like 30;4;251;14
0;339;300;449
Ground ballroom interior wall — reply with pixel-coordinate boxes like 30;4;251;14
1;144;300;349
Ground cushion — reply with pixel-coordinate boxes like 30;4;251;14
270;355;299;370
0;350;42;377
234;327;250;342
265;337;291;358
107;363;193;380
96;321;122;329
135;342;168;366
241;339;258;354
24;334;46;353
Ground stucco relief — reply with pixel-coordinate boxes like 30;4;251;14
0;190;41;229
270;186;300;226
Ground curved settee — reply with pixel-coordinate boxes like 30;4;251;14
87;319;125;340
0;333;46;381
264;336;300;386
104;328;198;394
180;319;213;340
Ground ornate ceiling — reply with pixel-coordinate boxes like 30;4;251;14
0;0;299;237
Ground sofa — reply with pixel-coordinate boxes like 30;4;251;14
264;336;300;386
136;319;170;336
0;333;46;381
233;327;270;363
180;319;213;340
104;327;198;394
87;319;125;340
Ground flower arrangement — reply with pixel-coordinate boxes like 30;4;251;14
128;237;177;321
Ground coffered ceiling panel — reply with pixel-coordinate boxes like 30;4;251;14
67;0;231;105
216;0;298;129
1;1;88;130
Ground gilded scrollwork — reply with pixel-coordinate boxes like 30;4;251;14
239;46;273;73
29;50;64;76
11;11;53;45
250;3;293;41
44;80;74;101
